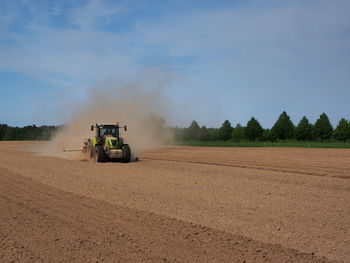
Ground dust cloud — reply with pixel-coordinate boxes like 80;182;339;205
40;72;174;159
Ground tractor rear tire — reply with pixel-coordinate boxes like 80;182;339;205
122;144;131;163
95;145;107;162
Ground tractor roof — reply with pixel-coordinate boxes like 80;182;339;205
96;124;119;127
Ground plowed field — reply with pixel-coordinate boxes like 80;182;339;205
0;142;349;262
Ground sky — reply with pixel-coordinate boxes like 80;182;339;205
0;0;349;128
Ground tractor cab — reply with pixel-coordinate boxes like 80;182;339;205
91;124;127;140
99;126;118;137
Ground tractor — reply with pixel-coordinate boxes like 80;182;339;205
83;123;132;163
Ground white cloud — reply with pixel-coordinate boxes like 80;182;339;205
69;0;125;30
0;0;349;126
0;29;135;90
0;1;165;95
137;0;350;63
134;0;350;126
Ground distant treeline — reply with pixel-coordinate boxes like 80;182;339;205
1;111;350;143
173;112;350;142
0;124;62;141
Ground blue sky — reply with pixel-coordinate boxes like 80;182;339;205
1;0;349;128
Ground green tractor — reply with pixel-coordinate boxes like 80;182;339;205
83;123;132;163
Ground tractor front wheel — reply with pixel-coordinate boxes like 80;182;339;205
94;145;107;162
122;144;131;163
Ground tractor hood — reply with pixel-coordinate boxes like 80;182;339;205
105;135;122;149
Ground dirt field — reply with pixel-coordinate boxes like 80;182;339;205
0;142;349;262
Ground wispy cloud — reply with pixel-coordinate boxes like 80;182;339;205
136;0;350;125
138;1;350;66
0;0;141;90
69;0;125;30
0;0;349;126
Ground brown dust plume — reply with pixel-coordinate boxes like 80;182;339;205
39;75;173;159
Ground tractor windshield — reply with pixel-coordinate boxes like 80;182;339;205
100;127;117;136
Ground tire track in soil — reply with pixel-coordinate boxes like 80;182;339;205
141;157;350;179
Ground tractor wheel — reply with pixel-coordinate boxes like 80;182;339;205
122;144;131;163
94;145;107;162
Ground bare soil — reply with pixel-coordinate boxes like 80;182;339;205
0;141;349;262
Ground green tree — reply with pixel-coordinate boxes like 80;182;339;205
261;129;273;141
245;117;263;141
231;123;245;142
208;128;220;141
174;127;188;141
313;113;333;141
173;127;183;141
3;127;20;140
0;124;8;140
218;120;233;140
333;118;350;142
198;126;210;141
295;116;313;141
271;111;295;140
0;124;59;141
23;125;38;140
187;120;201;140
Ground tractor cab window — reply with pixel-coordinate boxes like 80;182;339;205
100;127;117;136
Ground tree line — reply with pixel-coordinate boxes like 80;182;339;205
1;112;349;143
0;124;61;141
174;112;350;142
